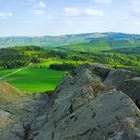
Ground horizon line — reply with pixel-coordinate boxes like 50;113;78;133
0;31;140;37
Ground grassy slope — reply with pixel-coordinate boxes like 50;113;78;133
0;59;86;93
0;61;65;92
0;69;16;77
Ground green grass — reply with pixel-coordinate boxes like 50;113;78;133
0;59;86;93
0;69;16;77
0;62;65;93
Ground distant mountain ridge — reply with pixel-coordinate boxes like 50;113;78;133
0;32;140;48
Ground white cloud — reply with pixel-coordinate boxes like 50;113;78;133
29;9;45;15
64;8;104;17
94;0;112;4
39;1;46;8
0;12;13;18
26;0;46;8
64;8;81;16
84;9;104;16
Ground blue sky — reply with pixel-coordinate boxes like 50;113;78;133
0;0;140;36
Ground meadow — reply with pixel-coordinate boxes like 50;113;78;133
0;60;65;93
0;58;86;92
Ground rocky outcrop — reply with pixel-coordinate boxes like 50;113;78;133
104;69;140;108
0;64;140;140
0;81;48;140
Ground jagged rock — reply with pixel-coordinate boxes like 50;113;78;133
0;81;49;140
0;64;140;140
104;69;140;108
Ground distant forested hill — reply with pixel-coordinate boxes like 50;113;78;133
0;32;140;49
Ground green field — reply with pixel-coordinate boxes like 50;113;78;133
0;62;65;93
0;58;86;93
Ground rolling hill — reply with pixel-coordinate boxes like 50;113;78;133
0;32;140;49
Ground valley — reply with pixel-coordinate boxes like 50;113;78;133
0;32;140;92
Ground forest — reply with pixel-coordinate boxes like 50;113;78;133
0;45;139;72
